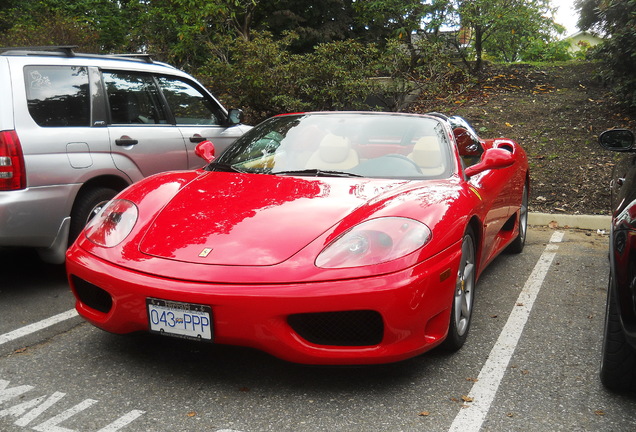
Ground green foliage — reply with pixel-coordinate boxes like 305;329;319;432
0;9;101;52
0;0;134;52
352;0;428;42
0;0;579;117
127;0;235;67
292;40;380;110
577;0;636;109
451;0;560;71
252;0;357;52
521;39;573;62
372;36;469;110
200;32;380;123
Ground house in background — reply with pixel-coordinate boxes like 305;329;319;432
564;31;603;54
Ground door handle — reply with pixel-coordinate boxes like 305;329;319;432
189;135;207;143
115;136;138;146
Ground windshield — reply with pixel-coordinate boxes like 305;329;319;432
212;113;453;179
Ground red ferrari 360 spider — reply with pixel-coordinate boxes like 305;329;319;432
66;112;529;365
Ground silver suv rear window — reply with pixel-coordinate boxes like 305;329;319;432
24;66;90;127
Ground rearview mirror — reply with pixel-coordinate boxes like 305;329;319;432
464;148;514;177
599;129;635;152
195;140;216;163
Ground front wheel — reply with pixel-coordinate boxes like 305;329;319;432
600;275;636;392
442;227;476;351
69;187;118;246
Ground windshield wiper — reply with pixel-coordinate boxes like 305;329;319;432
208;163;247;173
272;169;363;178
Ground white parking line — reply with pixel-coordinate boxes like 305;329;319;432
448;231;565;432
0;380;146;431
0;309;78;346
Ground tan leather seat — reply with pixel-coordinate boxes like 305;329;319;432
306;133;359;170
407;136;445;176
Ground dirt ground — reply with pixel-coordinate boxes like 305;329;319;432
411;61;636;216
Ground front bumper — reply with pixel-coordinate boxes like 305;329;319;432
66;244;461;365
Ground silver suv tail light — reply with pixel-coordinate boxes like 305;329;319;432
0;130;26;190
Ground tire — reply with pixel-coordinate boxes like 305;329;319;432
442;227;476;351
600;275;636;392
69;187;118;246
506;181;528;254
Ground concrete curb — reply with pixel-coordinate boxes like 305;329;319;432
529;212;611;231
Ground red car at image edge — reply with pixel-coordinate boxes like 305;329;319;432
66;111;529;365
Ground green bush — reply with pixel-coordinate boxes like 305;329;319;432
595;26;636;109
199;32;381;123
520;39;572;62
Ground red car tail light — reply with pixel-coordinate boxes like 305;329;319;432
0;130;26;191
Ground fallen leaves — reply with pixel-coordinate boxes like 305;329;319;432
412;61;633;215
532;84;556;94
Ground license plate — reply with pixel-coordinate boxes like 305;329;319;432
146;298;213;342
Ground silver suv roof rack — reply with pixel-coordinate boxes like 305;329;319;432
0;46;155;64
0;45;79;56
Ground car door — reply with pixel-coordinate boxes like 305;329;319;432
103;71;188;181
465;144;516;264
156;75;246;169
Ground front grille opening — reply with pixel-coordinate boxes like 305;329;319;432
71;275;113;313
288;310;384;346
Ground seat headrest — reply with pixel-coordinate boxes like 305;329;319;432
318;133;351;163
410;136;442;168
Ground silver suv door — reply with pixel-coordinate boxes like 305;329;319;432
103;71;188;181
156;76;247;168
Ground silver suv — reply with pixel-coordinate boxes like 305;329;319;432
0;46;251;263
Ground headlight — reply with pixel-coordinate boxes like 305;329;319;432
84;199;138;247
315;217;431;268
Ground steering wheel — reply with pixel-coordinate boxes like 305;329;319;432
383;154;423;174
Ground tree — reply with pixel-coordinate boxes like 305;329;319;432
0;0;135;52
200;32;381;122
353;0;454;69
251;0;357;52
448;0;557;72
575;0;603;32
481;2;564;62
576;0;636;108
127;0;235;67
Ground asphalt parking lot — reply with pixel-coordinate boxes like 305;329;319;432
1;226;636;432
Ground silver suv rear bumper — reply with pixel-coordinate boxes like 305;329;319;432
0;184;77;263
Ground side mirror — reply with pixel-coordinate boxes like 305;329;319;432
464;148;514;177
599;129;635;152
227;108;244;125
195;140;216;163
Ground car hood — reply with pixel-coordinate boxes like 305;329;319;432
139;172;415;266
